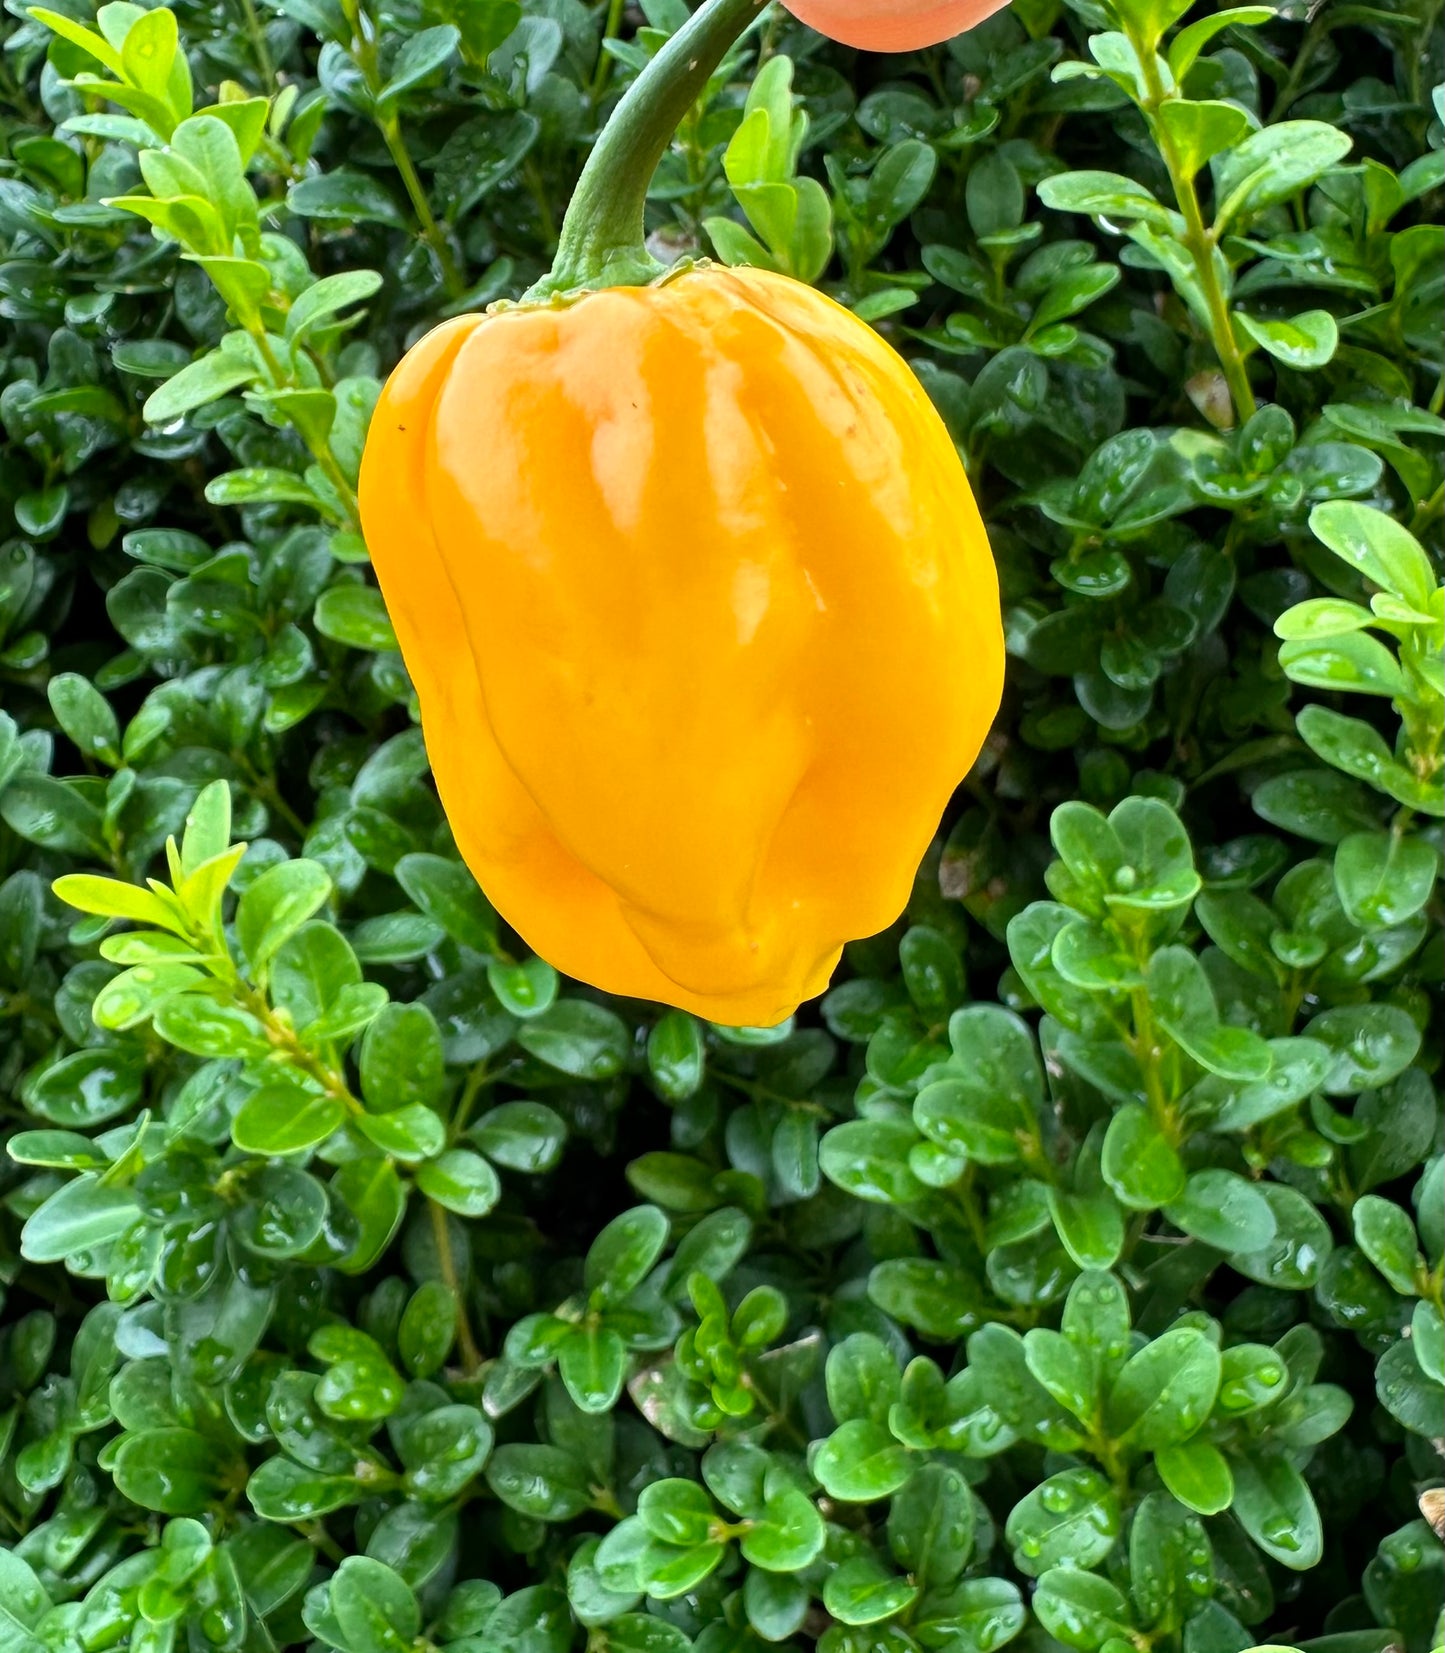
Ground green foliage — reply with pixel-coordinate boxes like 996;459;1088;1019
0;0;1442;1648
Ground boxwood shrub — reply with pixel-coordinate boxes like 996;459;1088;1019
0;0;1441;1650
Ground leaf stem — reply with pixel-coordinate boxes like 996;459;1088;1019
429;1195;484;1373
379;111;466;297
340;0;464;296
589;0;628;103
1134;43;1256;426
236;0;276;90
246;322;364;533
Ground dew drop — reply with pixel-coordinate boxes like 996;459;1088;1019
1262;1515;1301;1552
1395;1541;1423;1572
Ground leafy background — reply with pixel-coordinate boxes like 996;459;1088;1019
0;0;1442;1648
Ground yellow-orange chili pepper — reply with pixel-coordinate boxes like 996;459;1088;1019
358;0;1003;1027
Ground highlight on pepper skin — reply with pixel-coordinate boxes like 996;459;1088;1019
781;0;1011;52
358;263;1004;1028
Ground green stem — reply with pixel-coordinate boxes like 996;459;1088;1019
1135;44;1256;427
526;0;765;299
589;0;628;103
449;1063;493;1143
429;1196;484;1374
1270;11;1325;120
379;112;465;297
237;0;276;90
247;322;364;533
1405;0;1444;143
340;0;463;296
1411;479;1443;540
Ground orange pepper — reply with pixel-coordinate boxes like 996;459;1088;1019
782;0;1009;51
360;266;1001;1026
358;0;1003;1024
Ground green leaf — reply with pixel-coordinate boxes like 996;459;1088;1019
887;1462;975;1586
1230;1183;1333;1289
53;872;184;932
0;1548;50;1648
1308;502;1437;612
585;1205;669;1302
330;1557;421;1653
647;1010;706;1101
1155;1439;1234;1515
288;169;408;227
913;1005;1042;1163
1279;631;1407;698
233;1082;345;1155
827;1332;902;1425
394;853;498;952
1305;1003;1422;1094
558;1324;628;1413
1166;6;1272;76
822;1555;918;1625
638;1478;716;1546
1157;100;1252;176
181;780;233;875
314;585;398;652
1215;121;1353;228
415;1150;501;1218
113;1427;227;1515
23;1045;147;1125
1352;1196;1424;1294
1047;1186;1126;1270
29;6;125;73
1024;1329;1097;1422
1236;310;1338;369
968;1323;1085;1451
1273;597;1377;642
1146;947;1271;1080
1033;1566;1133;1650
21;1175;137;1262
820;1119;926;1203
470;1101;566;1173
814;1418;914;1501
48;673;120;763
487;954;559;1018
1037;171;1176;230
1296;707;1440;814
236;858;332;973
1005;1469;1119;1576
1164;1170;1277;1251
1105;1328;1221;1450
1333;832;1439;930
153;993;270;1057
1101;1105;1185;1210
1229;1455;1324;1568
356;1102;446;1160
121;5;180;99
488;1443;593;1520
518;999;630;1079
361;1001;446;1113
377;24;459;111
899;925;966;1021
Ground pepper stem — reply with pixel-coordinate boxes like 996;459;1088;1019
524;0;766;300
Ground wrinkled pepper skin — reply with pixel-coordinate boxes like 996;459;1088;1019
781;0;1008;51
358;265;1003;1026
